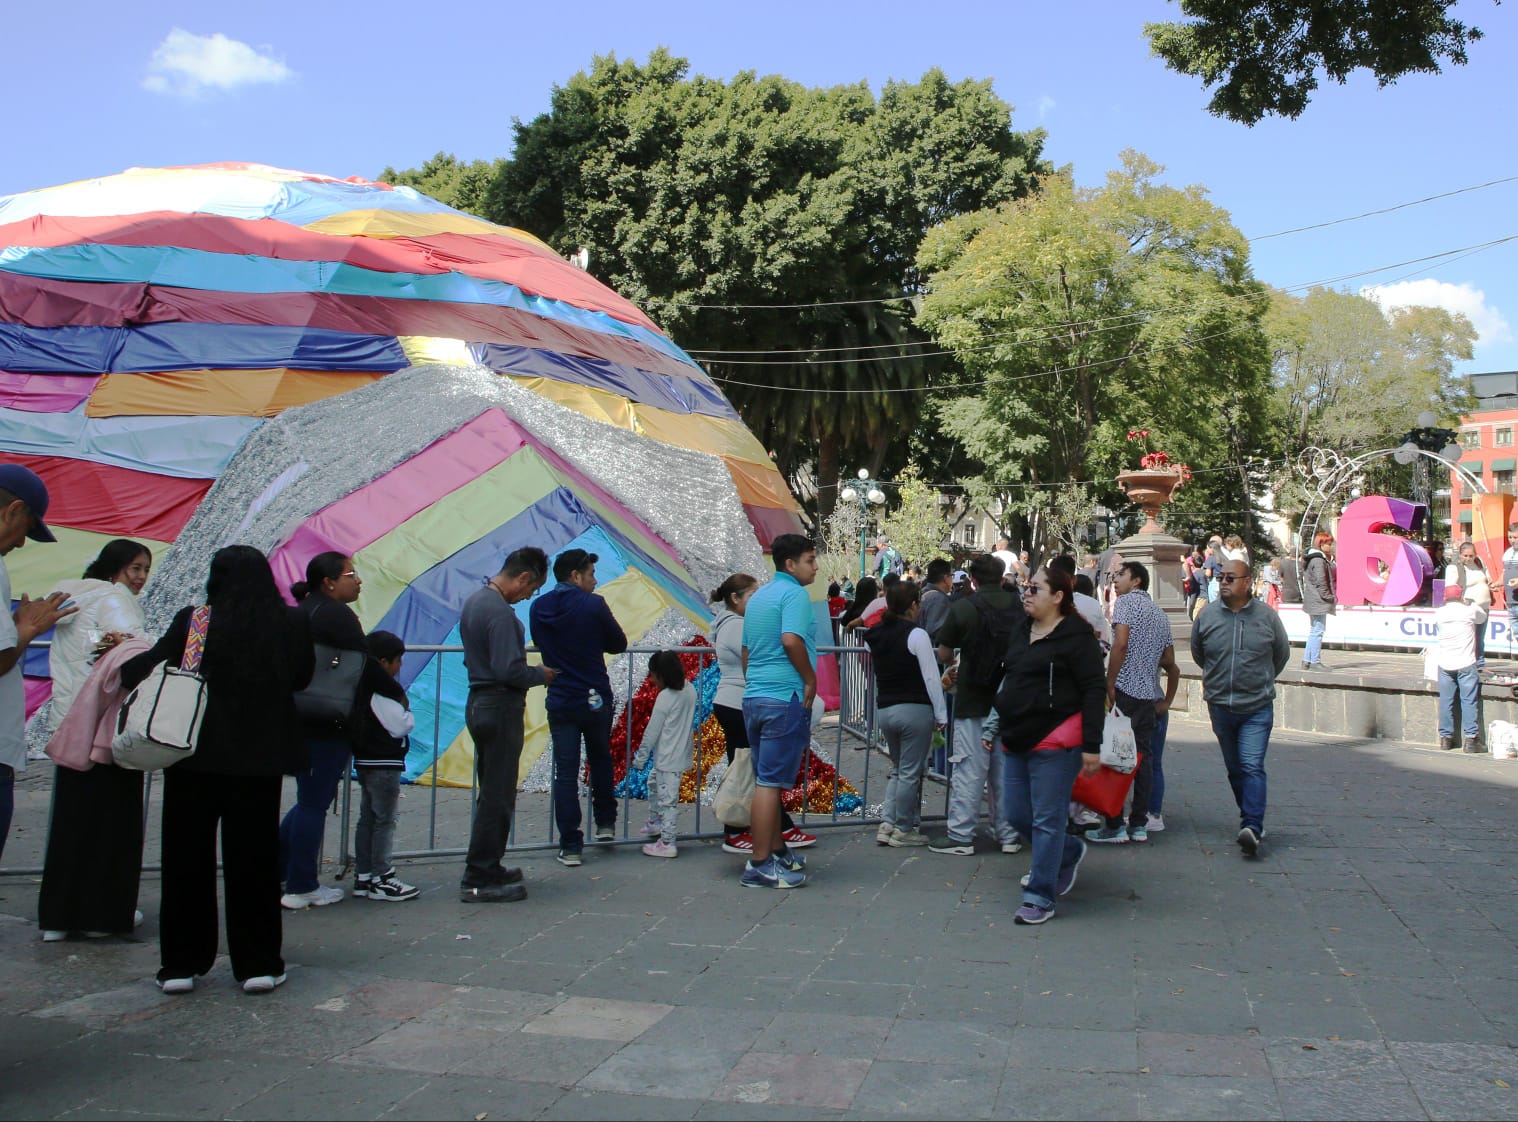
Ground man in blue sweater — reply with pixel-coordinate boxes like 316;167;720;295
530;549;629;867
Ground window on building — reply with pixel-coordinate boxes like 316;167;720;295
1461;429;1482;450
960;524;978;548
1495;470;1516;493
1497;428;1514;448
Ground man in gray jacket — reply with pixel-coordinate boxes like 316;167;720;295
1190;559;1290;858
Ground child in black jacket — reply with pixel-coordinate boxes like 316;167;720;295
353;631;418;902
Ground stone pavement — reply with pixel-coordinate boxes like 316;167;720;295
3;720;1518;1121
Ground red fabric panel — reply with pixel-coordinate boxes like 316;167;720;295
0;212;659;332
742;503;805;550
0;274;697;385
3;453;209;540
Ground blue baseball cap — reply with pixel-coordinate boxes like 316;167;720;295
0;464;57;542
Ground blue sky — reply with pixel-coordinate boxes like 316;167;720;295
5;0;1517;372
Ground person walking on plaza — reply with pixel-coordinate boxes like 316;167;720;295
458;548;556;902
931;553;1023;856
0;464;75;863
994;565;1105;925
1088;561;1178;846
38;538;152;941
1434;584;1485;753
1445;540;1495;670
1191;558;1291;858
121;545;314;994
740;533;818;889
280;551;369;910
865;581;947;847
1301;532;1337;670
709;575;813;855
633;650;698;858
529;549;628;867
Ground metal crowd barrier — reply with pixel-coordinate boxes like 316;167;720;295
2;642;962;878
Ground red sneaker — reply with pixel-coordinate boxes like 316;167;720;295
721;832;753;854
781;827;817;849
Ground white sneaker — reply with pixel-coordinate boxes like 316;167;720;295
157;977;194;995
1001;835;1024;854
242;973;287;994
876;822;895;845
41;930;68;942
280;885;344;910
1146;813;1165;833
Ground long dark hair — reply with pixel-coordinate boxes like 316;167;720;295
290;550;348;601
206;545;292;685
1039;566;1077;617
840;577;878;626
82;539;150;582
647;650;686;692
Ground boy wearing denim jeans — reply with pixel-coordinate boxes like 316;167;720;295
353;631;419;901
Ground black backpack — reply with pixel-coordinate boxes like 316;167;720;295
958;593;1020;694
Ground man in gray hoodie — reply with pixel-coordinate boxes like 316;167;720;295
1190;558;1290;859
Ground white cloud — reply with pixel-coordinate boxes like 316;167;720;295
1362;278;1513;346
142;29;293;97
1036;95;1056;120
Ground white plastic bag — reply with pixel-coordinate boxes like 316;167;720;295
713;748;755;827
1487;720;1518;760
1100;706;1138;774
1422;646;1440;683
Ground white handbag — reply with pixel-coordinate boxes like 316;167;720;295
112;606;210;772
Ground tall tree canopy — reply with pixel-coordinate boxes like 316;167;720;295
917;152;1274;551
384;50;1049;523
1146;0;1490;124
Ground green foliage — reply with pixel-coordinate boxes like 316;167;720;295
1145;0;1490;124
878;464;953;569
378;153;502;216
383;50;1050;523
918;151;1273;553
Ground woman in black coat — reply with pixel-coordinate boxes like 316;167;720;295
994;565;1106;927
121;545;313;994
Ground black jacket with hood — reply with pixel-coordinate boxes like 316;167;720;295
993;611;1107;756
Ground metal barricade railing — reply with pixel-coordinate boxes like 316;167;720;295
2;642;964;877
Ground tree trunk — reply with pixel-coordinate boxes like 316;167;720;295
815;429;841;529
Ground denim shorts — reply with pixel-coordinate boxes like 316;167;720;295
742;694;810;789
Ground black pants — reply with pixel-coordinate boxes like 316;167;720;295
39;762;145;934
712;703;793;837
463;690;525;885
159;769;283;982
1107;690;1157;831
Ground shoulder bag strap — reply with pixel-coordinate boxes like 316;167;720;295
181;605;211;673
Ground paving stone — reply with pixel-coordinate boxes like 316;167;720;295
876;1018;1013;1065
712;1053;870;1110
1137;1031;1270;1077
544;1088;701;1120
334;1020;501;1074
1137;1074;1284;1120
1007;1026;1138;1074
1404;1073;1518;1122
521;994;673;1042
751;1011;892;1058
579;1043;743;1099
449;1027;622;1085
995;1068;1142;1121
416;985;561;1032
1274;1076;1429;1121
779;980;910;1018
1264;1037;1403;1080
850;1058;1002;1118
226;1064;441;1121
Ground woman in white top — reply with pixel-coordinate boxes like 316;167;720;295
38;538;152;942
708;574;811;853
1446;540;1496;667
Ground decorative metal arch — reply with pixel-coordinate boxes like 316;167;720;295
1295;445;1489;557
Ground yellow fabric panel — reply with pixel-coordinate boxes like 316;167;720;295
302;208;549;249
509;376;638;430
399;336;474;367
417;569;710;788
5;527;172;599
720;456;802;512
630;408;772;466
350;454;559;632
85;370;383;418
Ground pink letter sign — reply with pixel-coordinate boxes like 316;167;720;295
1336;496;1434;607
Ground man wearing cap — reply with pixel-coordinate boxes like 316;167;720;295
0;465;76;860
530;548;629;867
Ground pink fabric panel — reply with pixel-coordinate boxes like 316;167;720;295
24;676;52;720
0;372;100;413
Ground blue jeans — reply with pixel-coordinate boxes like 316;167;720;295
1150;710;1169;814
743;695;810;789
549;701;616;852
278;736;351;894
1305;614;1327;664
1438;664;1481;738
1000;747;1085;910
1208;704;1272;834
0;763;12;864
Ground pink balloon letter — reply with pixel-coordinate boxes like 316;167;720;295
1335;496;1433;607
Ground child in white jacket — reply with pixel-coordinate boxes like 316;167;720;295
634;651;697;858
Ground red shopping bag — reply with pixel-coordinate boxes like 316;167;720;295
1071;752;1144;820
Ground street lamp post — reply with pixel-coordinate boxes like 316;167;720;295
1394;410;1463;532
839;468;887;578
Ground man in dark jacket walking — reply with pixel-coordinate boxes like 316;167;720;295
1191;559;1291;858
530;549;629;867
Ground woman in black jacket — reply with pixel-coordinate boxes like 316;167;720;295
278;551;368;910
994;565;1106;926
121;545;313;994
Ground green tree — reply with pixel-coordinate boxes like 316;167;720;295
918;152;1273;552
378;153;501;216
398;51;1049;523
878;464;953;570
1145;0;1490;124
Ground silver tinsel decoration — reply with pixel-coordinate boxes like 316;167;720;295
142;363;766;630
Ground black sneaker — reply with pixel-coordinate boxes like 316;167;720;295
459;882;527;903
488;865;524;885
367;873;420;902
593;824;616;842
557;849;583;867
1237;826;1260;857
352;876;373;899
